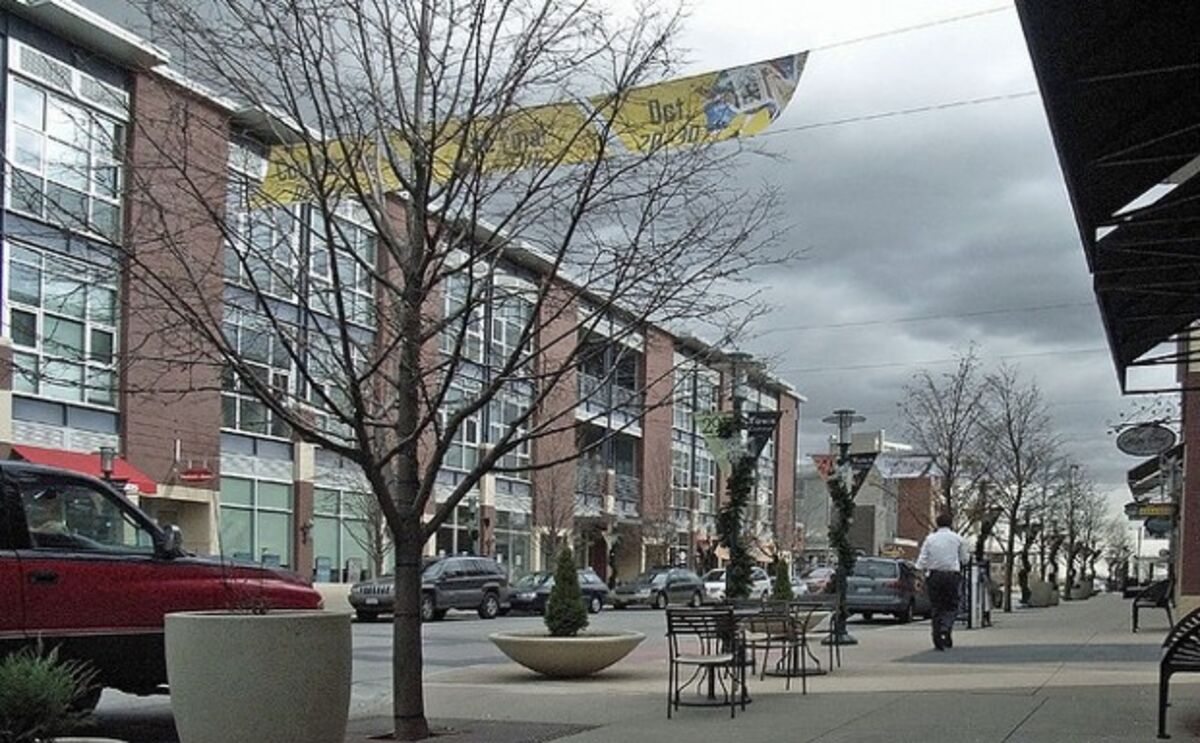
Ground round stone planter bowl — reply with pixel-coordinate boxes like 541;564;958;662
489;631;646;678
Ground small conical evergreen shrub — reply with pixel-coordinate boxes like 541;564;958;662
772;557;794;601
545;547;589;637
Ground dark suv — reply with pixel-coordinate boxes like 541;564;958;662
349;555;510;621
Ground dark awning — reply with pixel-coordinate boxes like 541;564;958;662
1127;443;1185;499
1016;3;1200;391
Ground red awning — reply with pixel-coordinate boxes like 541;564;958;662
11;445;158;495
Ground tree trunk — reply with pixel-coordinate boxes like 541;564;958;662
393;517;431;740
1063;541;1076;601
1018;542;1032;605
1003;519;1016;613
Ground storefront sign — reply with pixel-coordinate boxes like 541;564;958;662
1117;424;1177;457
1124;501;1178;520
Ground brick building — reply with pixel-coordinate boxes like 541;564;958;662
0;2;802;583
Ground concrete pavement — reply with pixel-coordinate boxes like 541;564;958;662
93;593;1200;741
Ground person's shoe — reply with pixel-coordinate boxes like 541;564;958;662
932;634;945;651
943;633;953;649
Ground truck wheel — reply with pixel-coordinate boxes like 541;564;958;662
862;612;874;622
478;592;500;619
421;594;436;622
71;687;102;713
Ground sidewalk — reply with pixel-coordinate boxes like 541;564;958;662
400;594;1194;742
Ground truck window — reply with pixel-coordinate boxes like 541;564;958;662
18;477;155;554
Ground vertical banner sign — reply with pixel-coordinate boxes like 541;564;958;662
696;411;743;476
259;52;809;204
744;411;782;459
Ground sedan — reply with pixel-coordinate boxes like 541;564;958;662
701;567;773;603
803;566;837;595
612;567;704;609
509;568;610;614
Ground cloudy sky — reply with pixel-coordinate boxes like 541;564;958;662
665;0;1169;514
81;0;1165;516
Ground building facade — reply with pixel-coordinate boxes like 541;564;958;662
0;2;802;584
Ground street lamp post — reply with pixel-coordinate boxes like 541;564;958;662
99;446;116;482
822;408;864;647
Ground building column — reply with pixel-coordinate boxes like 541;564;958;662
293;443;316;578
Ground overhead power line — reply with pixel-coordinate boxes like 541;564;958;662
811;5;1014;52
761;301;1094;334
780;347;1110;375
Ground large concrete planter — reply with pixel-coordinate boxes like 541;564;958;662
489;631;645;678
1026;580;1055;608
165;610;352;743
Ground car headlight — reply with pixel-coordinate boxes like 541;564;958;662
519;592;535;600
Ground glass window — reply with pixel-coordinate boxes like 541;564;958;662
219;507;253;558
7;67;125;243
258;481;292;510
220;477;253;506
305;205;377;327
6;244;118;408
19;477;154;553
257;511;292;567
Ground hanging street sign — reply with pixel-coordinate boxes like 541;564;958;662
1116;423;1177;457
1124;501;1178;520
695;410;782;476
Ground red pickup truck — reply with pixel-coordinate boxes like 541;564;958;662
0;461;321;708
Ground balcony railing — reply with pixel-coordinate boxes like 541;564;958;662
574;492;604;517
614;473;640;502
578;373;643;416
576;463;605;496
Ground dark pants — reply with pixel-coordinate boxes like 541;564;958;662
927;570;960;645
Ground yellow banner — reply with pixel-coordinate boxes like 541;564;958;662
258;52;807;204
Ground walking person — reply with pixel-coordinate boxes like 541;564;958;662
915;512;969;650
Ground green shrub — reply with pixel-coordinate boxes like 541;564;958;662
544;547;588;637
772;557;794;601
0;644;96;743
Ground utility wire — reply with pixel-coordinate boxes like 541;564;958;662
760;301;1094;334
764;90;1040;139
810;5;1014;52
780;347;1110;375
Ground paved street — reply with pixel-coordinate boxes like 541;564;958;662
91;594;1200;742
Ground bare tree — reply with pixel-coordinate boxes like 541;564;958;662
121;1;789;737
978;365;1057;613
341;490;393;578
1103;517;1134;589
899;348;986;525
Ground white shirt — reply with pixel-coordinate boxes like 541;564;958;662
915;527;969;572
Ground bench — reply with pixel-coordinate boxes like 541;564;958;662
1135;579;1174;632
1158;606;1200;738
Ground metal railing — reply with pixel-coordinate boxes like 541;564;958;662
577;373;643;415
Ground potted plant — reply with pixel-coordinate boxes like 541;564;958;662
490;548;644;678
0;644;100;743
164;573;353;743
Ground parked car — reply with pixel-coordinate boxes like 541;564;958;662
802;566;837;595
0;462;321;710
509;568;610;614
350;555;510;622
788;575;811;597
701;566;773;603
843;557;930;623
612;567;704;609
